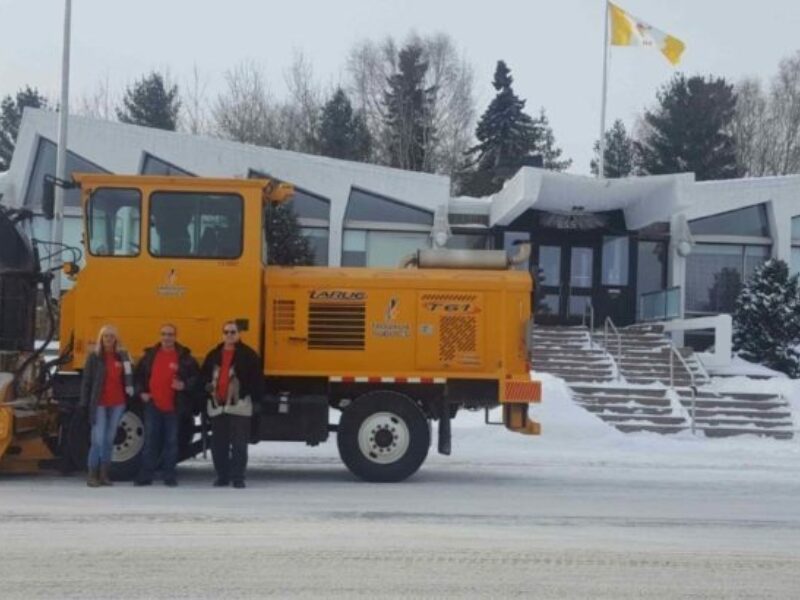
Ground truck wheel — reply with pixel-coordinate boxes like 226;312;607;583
337;390;430;482
109;405;146;481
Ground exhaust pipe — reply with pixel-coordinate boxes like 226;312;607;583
398;243;532;271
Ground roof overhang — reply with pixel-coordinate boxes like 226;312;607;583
489;167;695;230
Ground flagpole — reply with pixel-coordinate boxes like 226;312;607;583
598;1;610;179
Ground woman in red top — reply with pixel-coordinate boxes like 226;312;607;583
79;325;134;487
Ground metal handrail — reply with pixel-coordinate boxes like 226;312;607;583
603;316;621;363
582;302;595;346
669;345;698;435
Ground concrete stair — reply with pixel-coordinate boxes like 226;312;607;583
598;323;710;387
530;323;795;439
570;385;686;434
531;326;615;384
676;388;794;440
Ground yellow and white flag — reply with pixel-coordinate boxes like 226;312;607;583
608;2;685;65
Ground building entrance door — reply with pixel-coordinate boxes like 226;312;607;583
534;244;595;325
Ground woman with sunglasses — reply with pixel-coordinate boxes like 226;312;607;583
200;321;263;488
79;324;135;487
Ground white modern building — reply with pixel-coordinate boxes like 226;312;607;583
2;108;800;353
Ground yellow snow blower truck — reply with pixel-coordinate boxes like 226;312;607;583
0;174;540;482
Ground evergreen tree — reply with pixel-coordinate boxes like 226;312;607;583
459;61;570;197
590;119;636;177
635;74;741;181
733;259;800;377
0;86;48;170
383;43;436;171
533;108;572;172
264;203;315;266
116;72;181;131
318;88;372;161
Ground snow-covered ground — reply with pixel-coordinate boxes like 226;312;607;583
1;374;799;598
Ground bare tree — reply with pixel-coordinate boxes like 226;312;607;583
346;32;475;175
75;74;116;120
734;51;800;176
279;51;323;153
213;60;282;147
769;51;800;174
182;64;210;135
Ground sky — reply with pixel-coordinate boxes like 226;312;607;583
2;0;800;175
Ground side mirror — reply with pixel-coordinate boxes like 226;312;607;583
42;177;56;220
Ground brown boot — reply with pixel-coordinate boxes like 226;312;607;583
99;463;113;486
87;468;101;488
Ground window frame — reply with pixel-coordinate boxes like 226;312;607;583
147;190;245;260
85;187;143;258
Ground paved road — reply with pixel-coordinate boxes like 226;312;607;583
1;453;799;599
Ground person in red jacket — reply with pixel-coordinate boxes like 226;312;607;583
200;321;263;489
79;325;134;487
134;324;199;487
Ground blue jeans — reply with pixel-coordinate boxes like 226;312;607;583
138;402;179;482
88;405;126;470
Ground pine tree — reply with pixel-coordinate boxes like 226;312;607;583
533;109;571;172
264;203;315;266
590;119;636;177
318;88;372;161
733;259;800;377
116;72;181;131
383;43;436;171
635;74;741;181
0;86;48;170
459;61;571;197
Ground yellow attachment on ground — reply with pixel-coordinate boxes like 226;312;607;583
0;405;12;460
503;403;541;435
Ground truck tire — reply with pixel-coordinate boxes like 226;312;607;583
337;390;430;482
109;404;146;481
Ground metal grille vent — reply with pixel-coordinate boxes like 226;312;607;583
272;299;296;331
440;315;477;361
308;302;366;350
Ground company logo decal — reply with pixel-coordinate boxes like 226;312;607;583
372;296;409;338
309;290;367;301
157;269;187;298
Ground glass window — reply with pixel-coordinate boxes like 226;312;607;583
345;188;433;226
537;245;561;286
341;230;430;267
87;189;141;256
342;230;367;266
446;233;489;250
141;153;194;177
685;243;770;314
570;247;593;288
302;227;329;266
149;192;243;259
25;137;108;210
249;171;330;221
637;241;667;297
792;247;800;277
689;204;769;237
601;236;629;285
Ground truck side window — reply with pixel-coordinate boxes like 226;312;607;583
149;192;243;259
87;188;141;257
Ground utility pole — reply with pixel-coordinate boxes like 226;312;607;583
50;0;72;297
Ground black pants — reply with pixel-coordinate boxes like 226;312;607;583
210;414;250;483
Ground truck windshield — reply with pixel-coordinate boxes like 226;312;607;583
149;192;243;259
87;188;141;257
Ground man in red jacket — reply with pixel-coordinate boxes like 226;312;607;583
134;324;199;487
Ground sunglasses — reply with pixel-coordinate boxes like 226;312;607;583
223;329;238;335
